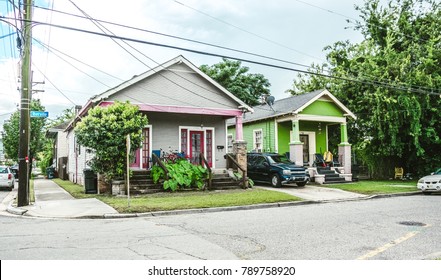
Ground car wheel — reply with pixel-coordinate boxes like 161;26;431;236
271;174;281;188
296;182;307;187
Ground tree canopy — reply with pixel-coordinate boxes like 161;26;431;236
200;58;271;106
74;101;148;180
2;99;47;163
287;0;441;177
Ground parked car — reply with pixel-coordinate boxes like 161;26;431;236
247;153;309;187
10;165;19;180
0;165;15;191
417;168;441;194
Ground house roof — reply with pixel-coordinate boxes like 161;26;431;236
47;120;71;137
229;89;356;125
89;55;252;112
68;55;253;131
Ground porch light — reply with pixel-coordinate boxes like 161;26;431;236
318;122;322;134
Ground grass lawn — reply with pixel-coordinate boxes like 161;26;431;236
52;178;302;213
323;180;419;195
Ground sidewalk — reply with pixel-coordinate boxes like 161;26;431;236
7;179;118;218
257;185;368;201
3;179;420;219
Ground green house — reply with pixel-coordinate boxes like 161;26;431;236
228;89;356;183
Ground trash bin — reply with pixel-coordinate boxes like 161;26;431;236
46;167;55;179
83;168;97;194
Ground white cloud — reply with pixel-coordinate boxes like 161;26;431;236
1;0;369;128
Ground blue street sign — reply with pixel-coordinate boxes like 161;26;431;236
30;111;49;118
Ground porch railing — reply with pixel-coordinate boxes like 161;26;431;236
199;153;212;190
225;153;247;188
151;152;169;180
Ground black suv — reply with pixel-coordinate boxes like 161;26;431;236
247;153;309;187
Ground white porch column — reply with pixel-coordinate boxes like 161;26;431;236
289;119;303;166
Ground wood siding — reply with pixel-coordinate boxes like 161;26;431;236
107;63;239;110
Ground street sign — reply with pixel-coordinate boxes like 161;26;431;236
30;111;49;118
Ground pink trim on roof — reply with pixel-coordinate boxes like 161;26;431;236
99;101;243;117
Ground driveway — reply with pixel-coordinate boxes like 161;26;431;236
257;184;367;201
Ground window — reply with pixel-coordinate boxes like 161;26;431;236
253;129;263;152
206;130;213;167
180;129;188;156
227;134;233;153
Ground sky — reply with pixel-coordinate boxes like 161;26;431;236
0;0;372;130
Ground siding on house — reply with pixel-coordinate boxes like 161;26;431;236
242;119;276;153
301;98;344;117
106;63;239;111
56;131;68;158
67;130;93;186
147;112;228;168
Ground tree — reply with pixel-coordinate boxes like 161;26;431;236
74;101;148;181
2;99;47;164
200;58;271;106
287;0;441;178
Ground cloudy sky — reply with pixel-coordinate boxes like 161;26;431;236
0;0;371;129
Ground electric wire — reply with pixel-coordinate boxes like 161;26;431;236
5;14;439;97
67;0;251;110
19;17;440;96
32;4;313;70
31;3;441;95
173;0;323;62
172;0;440;95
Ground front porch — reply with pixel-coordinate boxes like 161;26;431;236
277;117;353;184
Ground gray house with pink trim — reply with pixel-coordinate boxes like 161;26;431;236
66;55;252;186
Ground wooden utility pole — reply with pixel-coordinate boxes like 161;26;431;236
17;0;32;207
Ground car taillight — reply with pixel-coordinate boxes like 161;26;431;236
8;174;12;180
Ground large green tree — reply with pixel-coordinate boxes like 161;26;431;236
2;99;47;164
288;0;441;178
200;58;271;106
74;101;148;181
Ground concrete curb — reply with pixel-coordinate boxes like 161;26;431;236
4;191;423;219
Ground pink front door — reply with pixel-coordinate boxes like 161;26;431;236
130;127;150;168
189;131;204;165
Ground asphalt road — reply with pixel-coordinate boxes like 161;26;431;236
0;194;440;260
150;195;441;260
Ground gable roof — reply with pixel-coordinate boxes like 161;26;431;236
88;55;252;112
236;89;356;124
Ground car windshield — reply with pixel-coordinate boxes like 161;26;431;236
267;155;291;164
435;168;441;175
0;167;7;173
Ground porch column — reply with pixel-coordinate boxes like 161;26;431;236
340;123;349;145
232;113;247;187
233;140;248;188
289;119;303;166
235;114;244;141
338;123;352;178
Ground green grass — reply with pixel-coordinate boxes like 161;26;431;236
52;178;302;213
323;180;418;195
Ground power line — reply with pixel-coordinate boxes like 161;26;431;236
30;4;441;95
16;17;440;96
3;14;440;97
32;4;313;70
66;0;255;109
172;0;323;62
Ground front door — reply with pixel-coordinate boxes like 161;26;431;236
130;127;150;169
141;127;150;168
189;131;204;165
300;135;309;165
